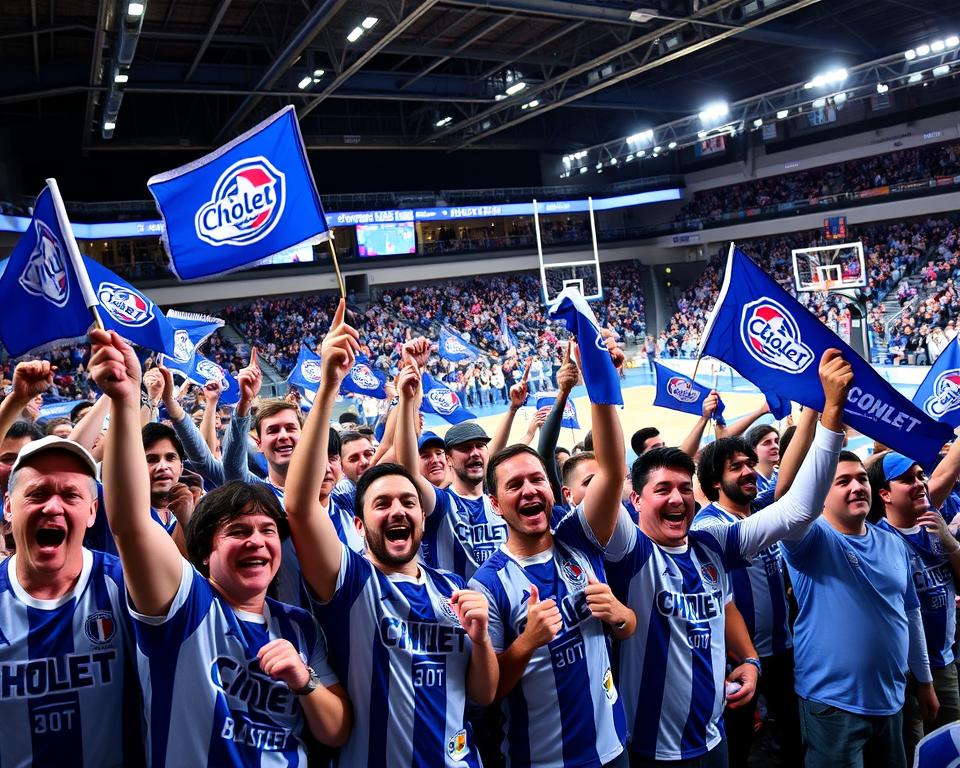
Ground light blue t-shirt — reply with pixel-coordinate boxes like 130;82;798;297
782;517;920;715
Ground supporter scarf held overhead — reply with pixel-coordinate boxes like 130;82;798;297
420;373;477;424
548;288;623;406
913;334;960;429
698;245;953;465
439;326;481;362
535;393;580;429
652;361;726;422
0;184;176;357
148;106;330;281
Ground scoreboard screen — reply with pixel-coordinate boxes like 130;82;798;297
824;216;847;241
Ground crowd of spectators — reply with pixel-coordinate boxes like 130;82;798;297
676;141;960;224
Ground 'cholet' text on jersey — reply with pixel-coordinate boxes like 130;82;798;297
311;545;481;768
0;549;143;768
469;513;626;768
131;560;336;767
421;486;508;579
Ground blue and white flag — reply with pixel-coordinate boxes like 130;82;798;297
287;345;323;402
38;399;90;421
535;393;580;429
913;335;960;429
500;311;520;350
766;393;792;420
340;355;388;400
0;186;176;356
548;287;623;406
148;106;329;281
160;352;240;407
699;245;953;465
420;372;476;424
439;326;481;362
164;310;224;368
652;361;725;421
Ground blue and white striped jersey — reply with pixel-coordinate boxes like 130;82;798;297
877;518;956;669
692;503;792;657
130;560;336;767
755;467;779;496
915;721;960;768
311;545;481;768
421;487;508;579
469;513;626;768
0;549;143;767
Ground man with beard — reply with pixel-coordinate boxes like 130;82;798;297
285;300;498;767
602;349;851;766
468;335;635;768
745;424;780;495
692;414;809;768
868;448;960;761
783;451;938;767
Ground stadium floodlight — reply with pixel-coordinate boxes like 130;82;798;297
114;73;129;84
361;16;379;29
698;101;728;124
347;26;364;42
805;67;847;90
753;118;763;128
933;64;951;77
948;36;960;48
579;166;588;174
626;129;654;145
313;69;325;78
916;43;931;56
653;145;661;152
776;109;789;119
435;116;453;127
812;97;826;108
833;92;847;105
297;75;312;89
521;99;539;110
562;155;571;165
595;162;603;169
626;154;634;161
505;81;527;95
908;72;924;83
104;120;117;130
877;82;889;93
668;141;677;149
609;157;618;165
638;149;646;157
904;49;917;61
931;39;946;52
127;2;145;16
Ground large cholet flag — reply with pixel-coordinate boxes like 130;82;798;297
548;287;623;406
699;245;953;465
420;373;476;424
913;334;960;429
652;361;726;422
0;183;175;357
439;326;481;363
148;106;329;281
161;351;241;407
535;392;580;429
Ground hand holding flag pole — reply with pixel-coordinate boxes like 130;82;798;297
45;178;104;332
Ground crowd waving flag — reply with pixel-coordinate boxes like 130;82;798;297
0;184;176;357
439;326;481;362
341;355;389;400
765;392;792;420
913;334;960;429
548;287;623;406
164;310;224;367
420;372;476;424
161;351;241;407
148;106;330;281
699;245;953;465
652;361;725;422
535;393;580;429
287;345;324;404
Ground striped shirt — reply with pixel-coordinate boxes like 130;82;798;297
421;487;508;580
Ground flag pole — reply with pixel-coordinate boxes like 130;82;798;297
45;178;104;331
325;234;346;299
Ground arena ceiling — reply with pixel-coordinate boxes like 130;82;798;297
1;0;958;155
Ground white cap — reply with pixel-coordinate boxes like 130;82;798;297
10;436;98;478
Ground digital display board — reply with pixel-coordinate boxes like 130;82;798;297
356;222;416;257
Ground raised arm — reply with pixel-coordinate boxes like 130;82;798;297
221;350;262;484
488;358;532;456
285;300;361;602
198;381;223;456
773;406;819;501
719;400;770;439
1;361;53;438
928;436;960;510
394;358;439;516
538;344;578;503
679;391;720;458
161;367;226;487
89;330;183;616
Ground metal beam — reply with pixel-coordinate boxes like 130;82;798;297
455;0;823;149
184;0;234;81
214;0;351;142
80;0;111;149
298;0;444;120
473;20;580;81
401;14;514;90
0;24;94;41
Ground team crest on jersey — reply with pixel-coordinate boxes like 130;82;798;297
447;729;469;760
561;559;587;589
19;219;70;308
739;298;815;374
438;598;459;624
601;668;618;703
923;369;960;419
427;387;461;415
98;281;154;327
667;376;701;404
845;551;860;567
195;156;286;247
196;358;225;385
300;360;323;384
173;330;195;362
700;563;720;588
84;611;116;644
350;364;379;391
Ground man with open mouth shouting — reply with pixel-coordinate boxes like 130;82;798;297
90;328;351;767
284;300;498;767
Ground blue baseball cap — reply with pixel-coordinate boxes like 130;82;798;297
880;452;919;483
418;431;445;452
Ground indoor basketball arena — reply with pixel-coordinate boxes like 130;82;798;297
2;1;960;766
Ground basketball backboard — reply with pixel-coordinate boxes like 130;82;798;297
791;241;866;293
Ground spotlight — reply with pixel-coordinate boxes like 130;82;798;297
347;26;364;42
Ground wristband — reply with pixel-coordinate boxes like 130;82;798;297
743;657;762;676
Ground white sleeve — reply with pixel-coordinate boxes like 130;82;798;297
908;607;934;683
703;423;843;558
